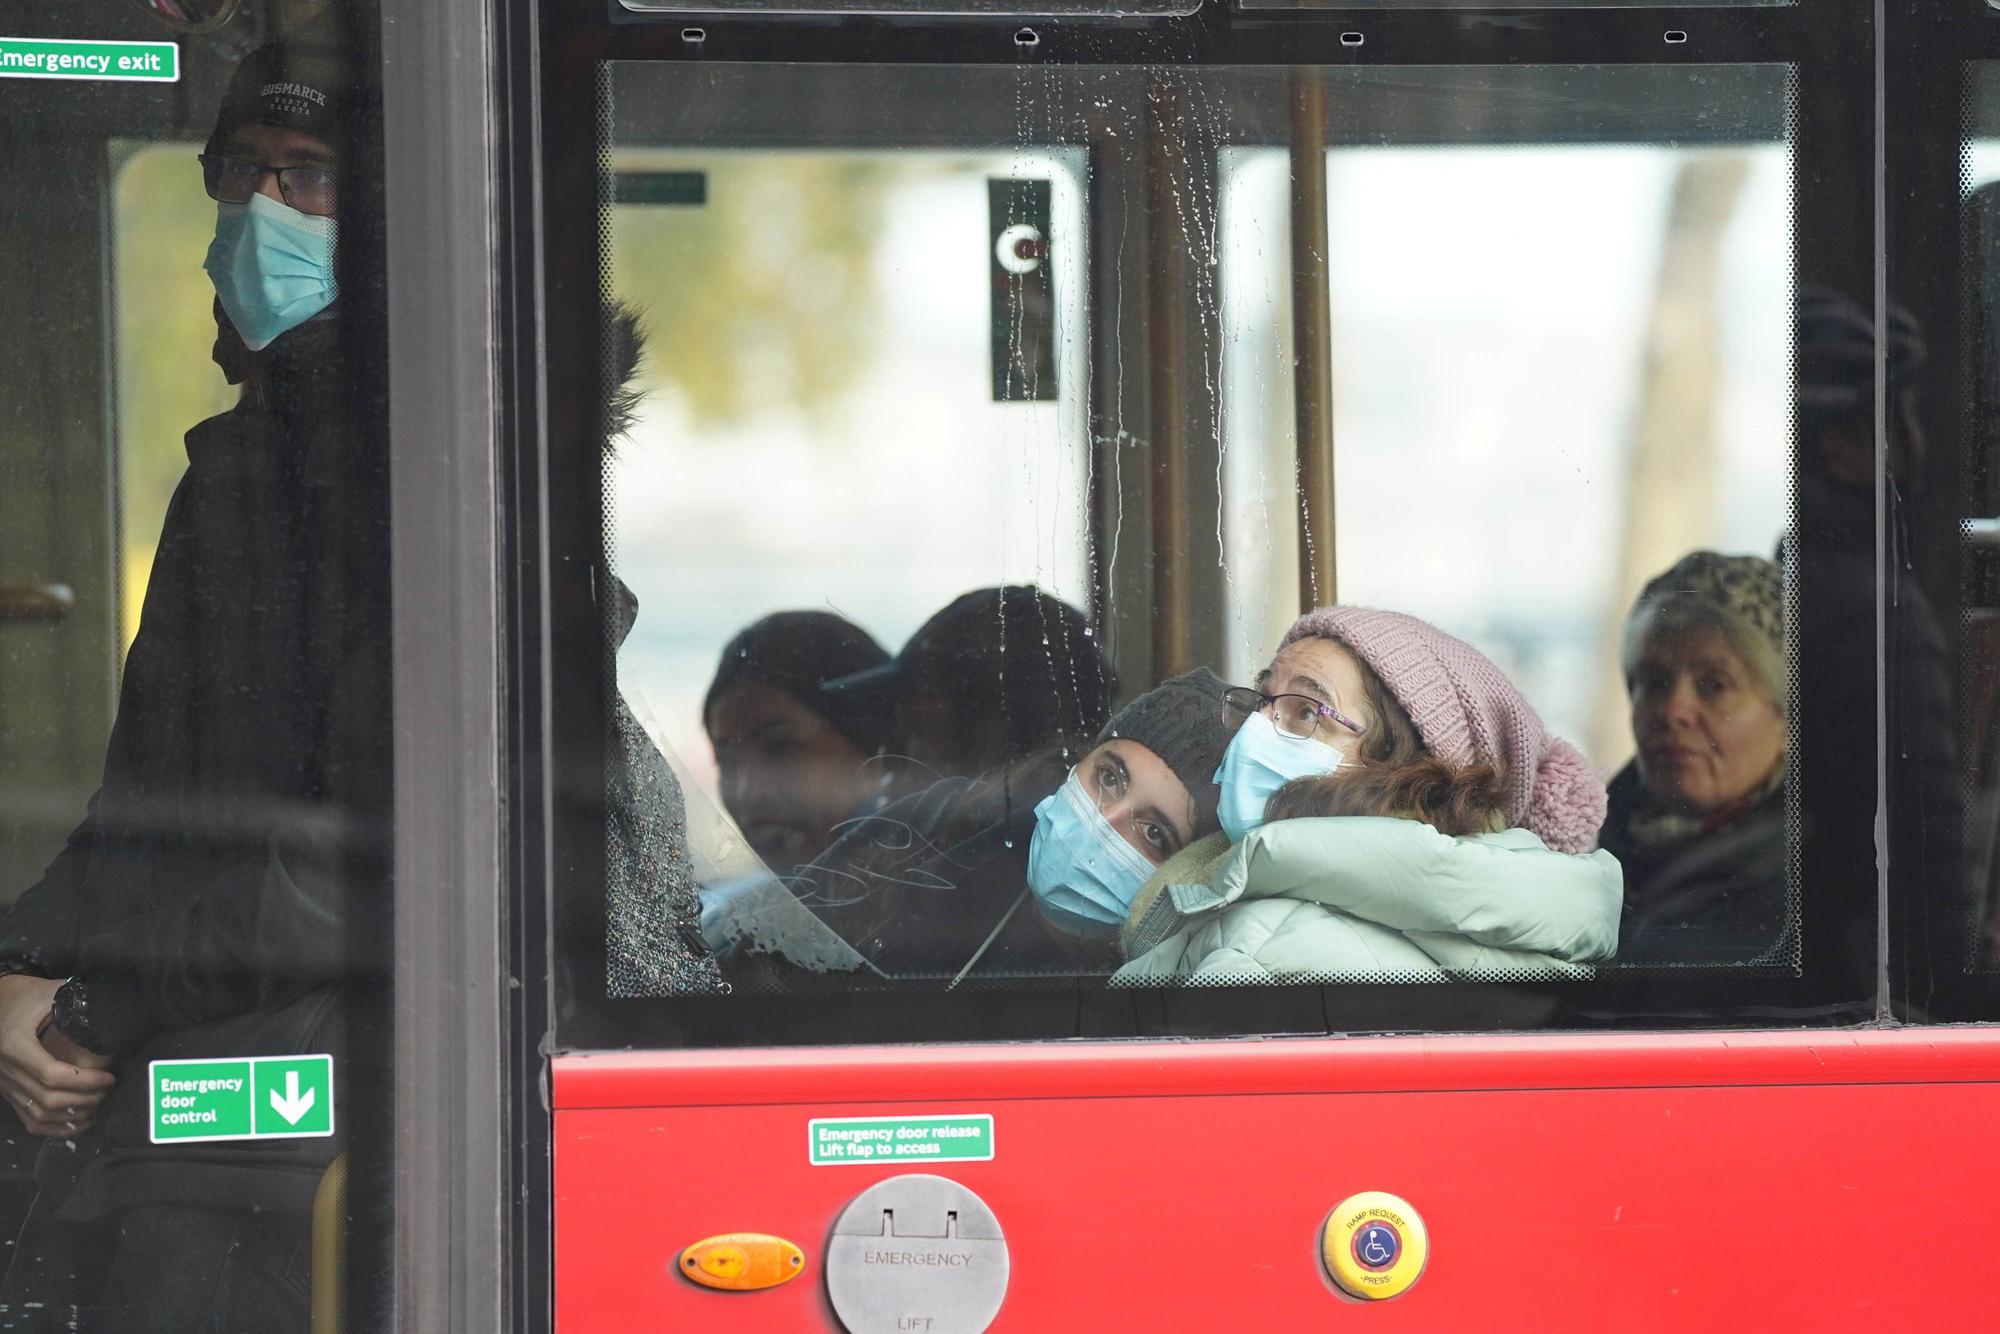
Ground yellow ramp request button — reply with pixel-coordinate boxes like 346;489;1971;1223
1322;1192;1429;1301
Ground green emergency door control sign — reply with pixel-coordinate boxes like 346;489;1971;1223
810;1114;994;1166
0;38;179;82
150;1055;334;1144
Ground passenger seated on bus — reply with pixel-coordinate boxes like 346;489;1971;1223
710;670;1236;984
1112;609;1620;986
821;585;1115;798
1600;552;1789;966
603;303;725;997
1021;668;1239;944
702;611;896;874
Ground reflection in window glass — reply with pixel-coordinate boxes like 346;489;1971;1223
1961;70;2000;974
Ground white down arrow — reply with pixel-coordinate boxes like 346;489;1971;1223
269;1071;315;1126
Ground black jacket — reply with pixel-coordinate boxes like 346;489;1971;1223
604;580;725;998
728;754;1117;987
0;398;386;1219
1602;763;1789;967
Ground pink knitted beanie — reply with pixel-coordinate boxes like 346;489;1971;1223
1280;607;1607;854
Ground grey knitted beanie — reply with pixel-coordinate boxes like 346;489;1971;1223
1096;667;1240;836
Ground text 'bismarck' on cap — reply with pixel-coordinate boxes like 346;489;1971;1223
209;38;351;150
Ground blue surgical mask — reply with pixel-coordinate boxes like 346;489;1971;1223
1215;709;1345;843
1026;773;1156;938
204;193;338;352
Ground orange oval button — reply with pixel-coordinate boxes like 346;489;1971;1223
677;1234;806;1292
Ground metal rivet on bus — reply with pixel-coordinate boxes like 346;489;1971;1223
1340;31;1364;47
1321;1191;1430;1302
1014;27;1040;47
681;26;706;44
1664;30;1689;44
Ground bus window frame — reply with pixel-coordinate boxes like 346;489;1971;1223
525;0;2000;1060
379;0;522;1327
1882;1;2000;1023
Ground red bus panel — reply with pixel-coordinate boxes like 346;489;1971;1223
555;1030;2000;1330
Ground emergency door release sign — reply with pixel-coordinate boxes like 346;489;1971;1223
810;1114;995;1166
150;1055;335;1144
0;38;179;82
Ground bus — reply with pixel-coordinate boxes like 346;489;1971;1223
0;0;1996;1328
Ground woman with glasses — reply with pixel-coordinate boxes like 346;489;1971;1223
1112;608;1623;986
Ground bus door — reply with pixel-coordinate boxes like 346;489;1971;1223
529;1;2000;1331
0;1;476;1327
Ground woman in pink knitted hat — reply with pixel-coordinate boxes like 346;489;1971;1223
1113;607;1623;985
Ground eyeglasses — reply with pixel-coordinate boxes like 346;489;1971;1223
1222;686;1367;744
199;153;339;218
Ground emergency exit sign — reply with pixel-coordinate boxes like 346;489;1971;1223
150;1055;334;1144
0;38;179;82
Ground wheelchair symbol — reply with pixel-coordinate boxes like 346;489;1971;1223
1354;1223;1400;1270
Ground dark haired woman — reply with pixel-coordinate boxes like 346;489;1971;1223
703;611;896;875
716;670;1239;985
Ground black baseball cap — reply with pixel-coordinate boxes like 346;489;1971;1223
702;611;895;757
208;38;351;152
1797;283;1925;413
825;585;1115;745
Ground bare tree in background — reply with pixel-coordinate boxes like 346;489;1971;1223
1587;154;1753;767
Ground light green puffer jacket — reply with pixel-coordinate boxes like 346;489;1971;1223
1111;816;1623;986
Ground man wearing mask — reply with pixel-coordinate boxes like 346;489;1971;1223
0;36;376;1330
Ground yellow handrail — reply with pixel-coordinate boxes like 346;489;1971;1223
311;1151;349;1334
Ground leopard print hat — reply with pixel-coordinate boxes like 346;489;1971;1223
1623;552;1787;710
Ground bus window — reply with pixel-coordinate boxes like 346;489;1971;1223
617;0;1198;14
112;140;240;654
555;59;1879;1049
0;7;393;1325
1218;66;1799;975
1925;59;2000;1011
1243;0;1778;8
605;145;1094;892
